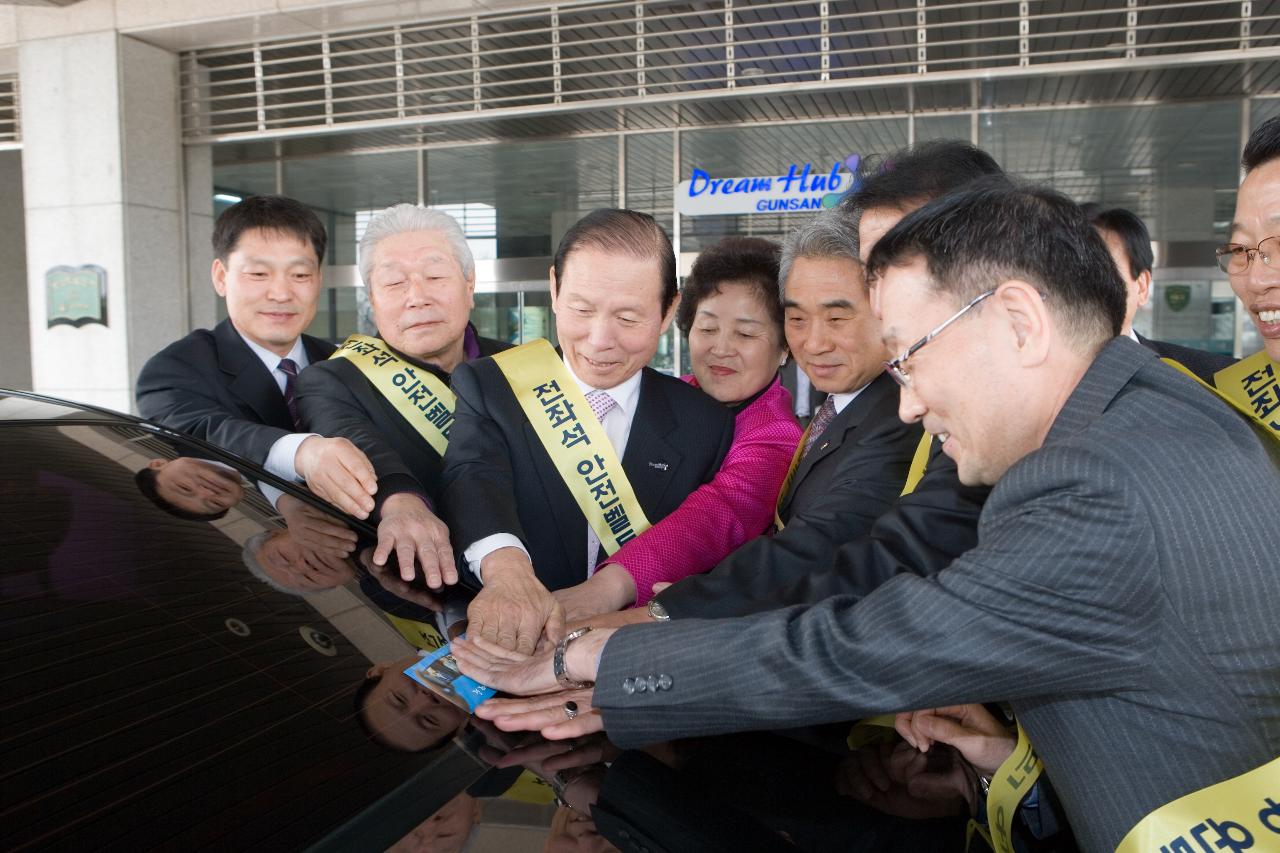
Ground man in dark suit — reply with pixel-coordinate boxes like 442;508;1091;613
136;195;377;522
1084;204;1237;382
440;209;734;654
461;182;1280;853
295;205;511;589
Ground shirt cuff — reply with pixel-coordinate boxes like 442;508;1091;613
463;533;529;584
265;432;318;482
258;482;286;509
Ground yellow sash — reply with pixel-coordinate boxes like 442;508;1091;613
384;612;446;652
1115;756;1280;852
976;723;1044;853
1210;350;1280;440
492;339;651;556
330;334;456;457
900;434;932;496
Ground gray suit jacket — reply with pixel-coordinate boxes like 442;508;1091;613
593;337;1280;853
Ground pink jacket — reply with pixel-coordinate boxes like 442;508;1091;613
600;374;803;606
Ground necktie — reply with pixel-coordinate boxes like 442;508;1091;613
583;390;618;576
802;394;837;459
277;358;303;431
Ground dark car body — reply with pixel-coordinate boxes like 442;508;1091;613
0;389;490;851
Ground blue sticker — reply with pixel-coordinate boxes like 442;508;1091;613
404;641;496;713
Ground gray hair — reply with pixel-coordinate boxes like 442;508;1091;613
778;210;862;301
242;529;303;594
358;204;475;287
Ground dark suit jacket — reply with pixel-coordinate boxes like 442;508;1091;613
1136;332;1236;385
440;357;735;592
135;318;334;465
294;335;510;508
594;338;1280;852
660;372;929;619
659;438;989;619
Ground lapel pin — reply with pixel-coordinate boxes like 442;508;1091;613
648;461;669;471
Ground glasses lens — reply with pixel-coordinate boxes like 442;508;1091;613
1216;245;1249;274
1259;236;1278;269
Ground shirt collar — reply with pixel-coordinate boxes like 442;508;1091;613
829;379;872;415
561;355;644;418
1125;328;1140;344
239;329;308;373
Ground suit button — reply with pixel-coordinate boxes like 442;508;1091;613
645;674;658;692
635;679;648;693
657;674;672;690
622;678;636;695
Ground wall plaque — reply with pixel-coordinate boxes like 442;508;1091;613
46;264;108;328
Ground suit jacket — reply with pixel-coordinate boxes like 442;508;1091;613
594;337;1280;852
135;318;334;465
660;372;936;619
294;334;510;508
440;356;735;592
1136;332;1236;385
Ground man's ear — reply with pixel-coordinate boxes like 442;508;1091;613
211;258;229;297
995;280;1051;366
1135;270;1152;310
148;458;167;471
366;661;391;680
659;291;682;335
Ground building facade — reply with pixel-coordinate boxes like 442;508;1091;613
2;0;1277;409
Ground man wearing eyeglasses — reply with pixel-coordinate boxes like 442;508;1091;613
454;180;1280;853
1216;116;1280;439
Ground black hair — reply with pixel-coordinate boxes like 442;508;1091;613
839;140;1005;215
866;178;1126;349
212;195;328;264
552;209;678;314
1242;116;1280;173
134;466;229;522
676;237;783;339
1081;204;1153;278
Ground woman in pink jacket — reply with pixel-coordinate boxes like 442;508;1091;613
553;236;803;620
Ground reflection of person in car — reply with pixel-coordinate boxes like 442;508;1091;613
386;791;482;853
356;654;470;752
135;457;244;521
545;806;619;853
242;528;355;592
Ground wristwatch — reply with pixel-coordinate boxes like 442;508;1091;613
647;598;671;621
554;626;595;689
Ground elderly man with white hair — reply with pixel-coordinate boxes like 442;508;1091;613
296;204;511;592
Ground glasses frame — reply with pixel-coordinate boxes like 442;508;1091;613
883;288;997;387
1214;235;1278;275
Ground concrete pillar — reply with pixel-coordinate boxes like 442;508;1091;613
0;149;31;391
20;32;188;412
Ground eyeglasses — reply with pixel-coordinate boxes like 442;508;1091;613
1215;236;1278;275
883;288;996;388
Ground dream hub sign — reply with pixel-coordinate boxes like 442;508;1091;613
676;154;862;216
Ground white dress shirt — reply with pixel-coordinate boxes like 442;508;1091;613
237;332;318;505
464;358;645;582
829;379;872;416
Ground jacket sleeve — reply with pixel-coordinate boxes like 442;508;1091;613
594;443;1155;747
438;360;529;580
135;346;288;466
659;445;989;619
294;362;426;512
598;382;803;606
